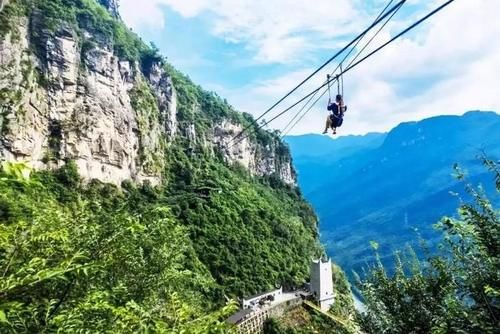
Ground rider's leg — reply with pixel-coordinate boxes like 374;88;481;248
323;117;332;134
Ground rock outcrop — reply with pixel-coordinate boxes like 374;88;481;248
0;0;9;12
0;0;296;186
0;17;171;185
213;121;296;184
98;0;120;18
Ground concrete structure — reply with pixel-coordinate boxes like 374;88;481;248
242;287;283;310
226;308;253;327
228;291;304;334
227;258;336;332
310;257;335;312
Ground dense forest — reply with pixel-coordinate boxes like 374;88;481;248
286;112;500;279
356;158;499;334
0;156;320;332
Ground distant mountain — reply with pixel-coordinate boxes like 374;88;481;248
286;111;500;277
285;133;386;195
284;132;386;159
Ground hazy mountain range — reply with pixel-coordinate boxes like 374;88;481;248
286;111;500;277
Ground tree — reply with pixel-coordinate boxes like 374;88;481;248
357;157;500;334
0;162;236;333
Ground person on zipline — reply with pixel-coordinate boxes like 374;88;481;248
323;94;346;135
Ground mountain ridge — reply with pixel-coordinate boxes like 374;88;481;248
286;110;500;276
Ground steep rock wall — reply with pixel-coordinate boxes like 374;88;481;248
0;16;174;185
213;121;295;184
0;0;9;12
0;0;296;186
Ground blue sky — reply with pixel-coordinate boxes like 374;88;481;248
119;0;500;135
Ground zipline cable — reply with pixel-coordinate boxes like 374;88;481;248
269;0;397;137
248;0;456;140
281;0;405;136
341;63;344;98
230;0;407;143
327;74;332;101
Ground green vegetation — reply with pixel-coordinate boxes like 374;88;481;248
264;313;331;334
0;89;22;108
0;40;321;323
0;131;320;333
357;158;500;334
330;264;356;322
162;143;321;296
263;307;351;334
0;0;28;39
47;120;63;160
130;79;165;174
0;150;320;332
0;52;37;138
0;108;7;136
0;161;238;333
36;0;148;61
1;0;151;63
0;87;20;137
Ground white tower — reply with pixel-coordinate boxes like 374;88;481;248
310;258;335;312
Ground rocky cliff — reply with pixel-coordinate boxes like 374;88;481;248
0;0;9;12
0;0;295;185
97;0;119;18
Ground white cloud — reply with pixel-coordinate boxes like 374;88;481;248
208;0;365;64
120;0;166;29
233;0;500;135
336;0;500;135
119;0;500;135
120;0;367;64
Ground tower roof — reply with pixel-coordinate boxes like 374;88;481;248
311;257;331;264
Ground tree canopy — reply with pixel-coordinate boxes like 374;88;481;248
357;157;499;334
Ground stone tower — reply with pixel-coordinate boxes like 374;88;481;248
310;258;335;312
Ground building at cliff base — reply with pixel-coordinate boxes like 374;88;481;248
242;287;283;310
227;258;336;333
310;257;335;312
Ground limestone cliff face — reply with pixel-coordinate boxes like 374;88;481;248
0;0;296;186
213;121;296;185
0;0;9;12
0;17;170;185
